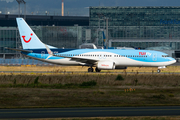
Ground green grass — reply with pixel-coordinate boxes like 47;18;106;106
0;80;97;89
0;73;180;108
0;73;180;87
0;87;180;108
115;74;124;81
32;116;180;120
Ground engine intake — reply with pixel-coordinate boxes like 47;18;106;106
97;61;115;70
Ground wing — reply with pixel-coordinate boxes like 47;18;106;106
54;54;98;65
45;45;98;65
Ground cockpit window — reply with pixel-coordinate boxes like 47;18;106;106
162;55;169;57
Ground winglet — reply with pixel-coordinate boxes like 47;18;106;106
45;44;53;55
45;44;53;60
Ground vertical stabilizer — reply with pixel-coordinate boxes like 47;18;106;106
16;18;56;49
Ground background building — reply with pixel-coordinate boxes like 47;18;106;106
89;6;180;57
0;14;89;58
1;6;180;59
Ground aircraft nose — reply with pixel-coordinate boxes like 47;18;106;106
169;58;176;64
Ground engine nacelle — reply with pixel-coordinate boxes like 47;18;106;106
97;61;115;70
115;66;127;69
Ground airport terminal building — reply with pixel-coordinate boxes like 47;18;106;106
1;6;180;58
90;6;180;57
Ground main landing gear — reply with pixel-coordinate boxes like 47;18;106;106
95;67;101;72
88;67;94;72
88;67;101;72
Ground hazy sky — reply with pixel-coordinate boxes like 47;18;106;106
1;0;180;16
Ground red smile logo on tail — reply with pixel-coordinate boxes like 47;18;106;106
22;33;33;43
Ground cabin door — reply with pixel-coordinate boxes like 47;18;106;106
41;51;45;59
152;53;157;61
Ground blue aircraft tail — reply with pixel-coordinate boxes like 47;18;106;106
16;18;56;49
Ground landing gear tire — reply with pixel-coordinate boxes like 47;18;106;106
95;67;101;72
88;68;94;72
157;69;161;73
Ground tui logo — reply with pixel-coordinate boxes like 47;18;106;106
22;33;33;43
139;52;152;56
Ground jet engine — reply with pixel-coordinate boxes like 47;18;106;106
97;61;115;70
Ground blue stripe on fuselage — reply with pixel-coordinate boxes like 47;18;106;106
25;49;75;54
22;49;171;62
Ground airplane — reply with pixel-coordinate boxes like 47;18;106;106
7;18;176;73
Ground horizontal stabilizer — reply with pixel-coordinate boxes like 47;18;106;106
5;47;33;53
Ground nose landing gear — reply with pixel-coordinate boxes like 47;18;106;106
157;69;161;73
157;66;166;73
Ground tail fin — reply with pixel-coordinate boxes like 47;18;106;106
16;18;56;49
102;31;106;49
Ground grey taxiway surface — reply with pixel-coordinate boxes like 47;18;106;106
0;107;180;119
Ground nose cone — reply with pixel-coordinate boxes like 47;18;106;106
169;58;176;65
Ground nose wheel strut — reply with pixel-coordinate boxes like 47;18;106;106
157;69;161;73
